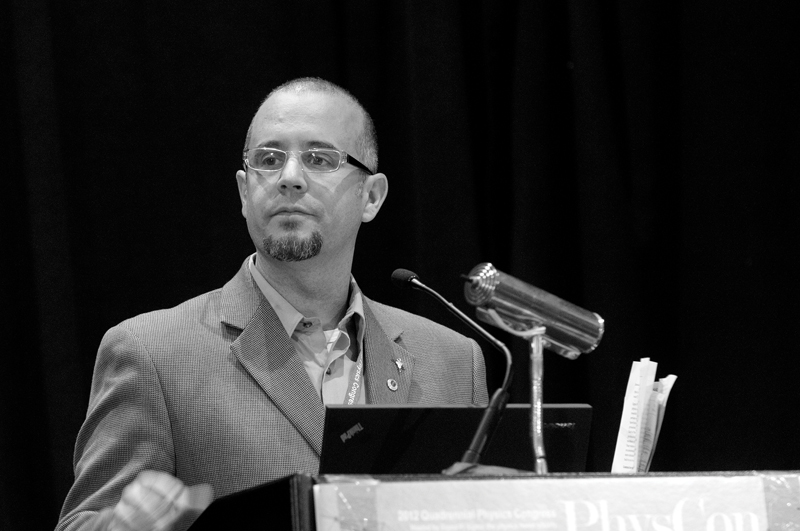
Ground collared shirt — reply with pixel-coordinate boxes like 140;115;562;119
248;255;366;404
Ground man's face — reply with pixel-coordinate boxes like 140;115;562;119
236;90;385;266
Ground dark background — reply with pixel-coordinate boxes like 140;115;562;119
2;0;798;529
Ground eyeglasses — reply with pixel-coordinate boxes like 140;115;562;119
243;147;373;175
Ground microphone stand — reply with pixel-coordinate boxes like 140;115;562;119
391;270;514;473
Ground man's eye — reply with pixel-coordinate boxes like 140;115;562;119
256;151;284;167
305;151;337;169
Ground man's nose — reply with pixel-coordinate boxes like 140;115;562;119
276;155;308;193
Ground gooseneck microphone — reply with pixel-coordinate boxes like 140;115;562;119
391;268;513;468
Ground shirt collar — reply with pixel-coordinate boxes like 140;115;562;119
248;254;365;338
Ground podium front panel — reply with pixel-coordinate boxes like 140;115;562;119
313;472;800;531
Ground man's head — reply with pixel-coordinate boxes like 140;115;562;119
244;78;378;175
236;78;388;268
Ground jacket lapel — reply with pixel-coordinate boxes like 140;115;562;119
362;299;416;404
220;261;325;456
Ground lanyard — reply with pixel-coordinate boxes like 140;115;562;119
324;326;364;405
344;352;364;405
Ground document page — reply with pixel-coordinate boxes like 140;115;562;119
612;359;677;473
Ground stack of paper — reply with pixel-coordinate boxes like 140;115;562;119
611;358;677;473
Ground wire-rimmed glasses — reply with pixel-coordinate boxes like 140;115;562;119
243;147;373;175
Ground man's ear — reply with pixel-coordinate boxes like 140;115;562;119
236;170;248;217
361;173;388;223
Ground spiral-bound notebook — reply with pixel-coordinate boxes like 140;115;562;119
319;404;591;474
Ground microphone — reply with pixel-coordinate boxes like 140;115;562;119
390;268;419;286
391;268;513;468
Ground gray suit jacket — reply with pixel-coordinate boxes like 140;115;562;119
57;260;488;531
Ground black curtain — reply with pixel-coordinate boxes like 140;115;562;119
3;1;798;529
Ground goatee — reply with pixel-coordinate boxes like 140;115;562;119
262;231;323;262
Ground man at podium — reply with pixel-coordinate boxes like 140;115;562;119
56;78;488;531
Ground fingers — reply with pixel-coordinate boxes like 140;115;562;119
151;482;214;530
110;471;195;531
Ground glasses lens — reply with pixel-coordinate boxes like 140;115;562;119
300;149;341;172
249;149;287;170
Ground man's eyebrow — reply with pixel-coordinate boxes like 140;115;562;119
252;140;339;150
254;140;285;149
305;141;337;150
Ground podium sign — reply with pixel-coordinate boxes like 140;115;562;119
314;474;783;531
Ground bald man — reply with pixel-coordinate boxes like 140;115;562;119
57;78;488;531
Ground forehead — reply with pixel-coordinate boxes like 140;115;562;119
249;91;362;150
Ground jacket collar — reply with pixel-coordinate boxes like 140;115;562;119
362;299;416;405
219;258;417;456
219;258;263;331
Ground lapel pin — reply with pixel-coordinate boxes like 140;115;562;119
387;379;398;391
394;358;404;372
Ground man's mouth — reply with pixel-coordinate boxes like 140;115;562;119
273;207;311;216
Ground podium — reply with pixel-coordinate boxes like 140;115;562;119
190;471;800;530
188;474;315;531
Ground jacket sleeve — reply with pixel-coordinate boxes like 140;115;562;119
56;325;176;531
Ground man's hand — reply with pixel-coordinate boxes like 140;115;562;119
109;470;214;531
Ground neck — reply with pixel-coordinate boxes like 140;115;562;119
254;250;353;329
